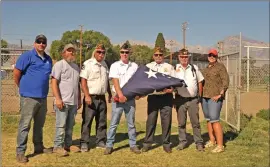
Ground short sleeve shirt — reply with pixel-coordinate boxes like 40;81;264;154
109;60;138;93
146;62;175;77
175;64;204;97
15;49;52;98
51;59;80;105
80;58;109;95
146;62;175;95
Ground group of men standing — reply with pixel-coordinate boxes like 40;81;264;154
14;34;206;163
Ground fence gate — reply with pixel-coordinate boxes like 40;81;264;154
219;52;241;131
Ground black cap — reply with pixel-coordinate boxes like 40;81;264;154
120;42;131;50
179;48;189;55
35;34;47;42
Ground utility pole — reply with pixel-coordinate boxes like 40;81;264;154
168;40;174;65
182;22;188;49
20;39;23;50
79;25;83;69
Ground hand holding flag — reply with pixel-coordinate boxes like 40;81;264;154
114;65;187;102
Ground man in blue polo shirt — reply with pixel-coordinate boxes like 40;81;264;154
13;34;53;163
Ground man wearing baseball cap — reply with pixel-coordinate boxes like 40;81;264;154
14;34;52;163
51;43;81;156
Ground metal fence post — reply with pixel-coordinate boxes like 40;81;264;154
237;32;242;132
225;55;229;122
247;47;250;92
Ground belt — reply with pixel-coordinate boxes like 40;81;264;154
149;93;173;97
175;95;197;100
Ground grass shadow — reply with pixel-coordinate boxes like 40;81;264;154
26;147;54;159
71;131;145;150
201;130;238;147
136;133;194;151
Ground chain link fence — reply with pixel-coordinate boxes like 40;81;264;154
1;51;21;112
242;46;269;92
219;46;269;131
219;52;241;131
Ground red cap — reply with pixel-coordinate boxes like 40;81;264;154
208;49;218;56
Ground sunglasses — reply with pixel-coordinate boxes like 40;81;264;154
154;54;163;57
120;51;129;54
180;56;189;59
208;54;217;58
36;40;47;45
96;50;106;54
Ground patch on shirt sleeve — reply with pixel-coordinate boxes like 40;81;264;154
81;65;85;70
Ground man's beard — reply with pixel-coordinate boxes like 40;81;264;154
66;57;76;63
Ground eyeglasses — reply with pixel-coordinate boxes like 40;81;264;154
154;54;163;57
120;51;129;54
179;56;189;59
36;40;47;45
208;54;217;58
96;50;106;54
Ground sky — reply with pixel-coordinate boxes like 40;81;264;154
1;1;269;47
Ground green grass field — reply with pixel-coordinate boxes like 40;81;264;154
1;112;269;167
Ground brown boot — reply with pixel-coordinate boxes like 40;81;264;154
130;146;141;154
104;147;113;155
64;145;81;153
16;154;28;163
53;147;69;157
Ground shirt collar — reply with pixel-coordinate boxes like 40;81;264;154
177;64;191;69
120;60;131;67
154;62;164;67
91;58;103;65
32;48;49;60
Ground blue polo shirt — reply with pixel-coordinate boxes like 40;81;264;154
15;49;52;98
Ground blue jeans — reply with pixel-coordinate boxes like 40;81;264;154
106;99;137;148
201;98;223;123
16;97;47;154
54;104;77;148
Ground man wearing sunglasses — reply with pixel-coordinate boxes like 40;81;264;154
142;47;175;153
14;34;53;163
79;43;112;152
104;42;141;155
51;44;81;156
174;48;204;152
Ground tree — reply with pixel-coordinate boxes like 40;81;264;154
130;45;153;65
1;39;10;66
155;33;166;55
50;30;118;65
50;40;63;61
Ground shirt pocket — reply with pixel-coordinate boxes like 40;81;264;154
61;69;71;80
90;67;100;80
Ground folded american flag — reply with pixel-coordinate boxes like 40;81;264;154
114;65;187;101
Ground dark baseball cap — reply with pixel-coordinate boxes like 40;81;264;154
35;34;47;42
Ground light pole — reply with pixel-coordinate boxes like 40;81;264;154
182;22;188;49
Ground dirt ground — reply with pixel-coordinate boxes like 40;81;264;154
240;92;269;116
2;91;269;126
